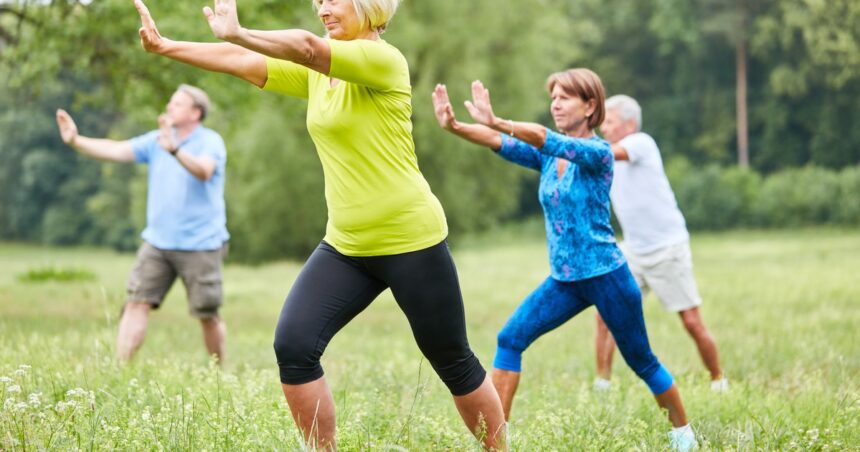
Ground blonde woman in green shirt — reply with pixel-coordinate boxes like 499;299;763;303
134;0;506;449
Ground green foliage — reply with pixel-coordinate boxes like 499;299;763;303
225;98;328;262
17;266;96;283
836;166;860;225
756;166;841;227
2;0;860;261
667;160;858;230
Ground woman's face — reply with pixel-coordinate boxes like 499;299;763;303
549;84;594;134
317;0;365;40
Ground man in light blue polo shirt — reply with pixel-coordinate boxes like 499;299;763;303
56;84;230;363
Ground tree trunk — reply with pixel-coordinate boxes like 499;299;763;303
735;27;749;168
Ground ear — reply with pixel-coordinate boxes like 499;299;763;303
585;98;597;117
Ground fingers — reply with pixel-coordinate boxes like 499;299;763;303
432;84;449;107
464;100;479;118
471;80;491;105
134;0;156;30
157;114;173;130
444;104;456;122
203;6;214;21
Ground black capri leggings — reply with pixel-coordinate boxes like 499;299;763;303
273;239;487;396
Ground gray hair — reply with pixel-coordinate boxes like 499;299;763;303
313;0;401;34
605;94;642;131
176;84;211;121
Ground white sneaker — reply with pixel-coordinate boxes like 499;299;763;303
668;425;698;451
710;377;729;393
593;377;611;392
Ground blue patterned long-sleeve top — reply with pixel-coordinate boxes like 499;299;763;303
497;129;625;281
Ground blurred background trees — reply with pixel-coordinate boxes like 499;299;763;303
1;0;858;261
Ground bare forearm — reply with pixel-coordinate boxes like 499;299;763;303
448;122;503;150
71;136;134;163
489;118;547;149
230;28;329;74
174;151;216;181
159;39;266;86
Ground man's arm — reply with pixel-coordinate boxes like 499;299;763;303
56;109;135;163
157;115;218;181
612;144;630;161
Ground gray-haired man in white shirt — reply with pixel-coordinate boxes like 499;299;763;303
596;94;727;392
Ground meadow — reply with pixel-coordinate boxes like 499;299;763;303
1;227;858;450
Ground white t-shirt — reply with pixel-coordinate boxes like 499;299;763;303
610;132;689;254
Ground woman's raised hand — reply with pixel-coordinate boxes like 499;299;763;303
203;0;243;41
134;0;168;53
432;84;459;131
464;80;497;127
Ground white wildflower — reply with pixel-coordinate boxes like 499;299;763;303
7;385;21;394
0;376;12;384
28;392;41;408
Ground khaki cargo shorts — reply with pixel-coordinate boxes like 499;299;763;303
619;240;702;312
126;242;228;318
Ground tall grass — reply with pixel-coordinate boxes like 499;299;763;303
1;229;858;449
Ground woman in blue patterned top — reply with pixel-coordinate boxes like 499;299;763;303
431;70;697;451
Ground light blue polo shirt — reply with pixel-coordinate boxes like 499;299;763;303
130;125;229;251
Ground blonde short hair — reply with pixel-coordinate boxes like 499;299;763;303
313;0;401;33
545;68;606;130
176;84;211;121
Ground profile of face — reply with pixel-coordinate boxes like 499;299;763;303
165;91;201;127
549;84;595;134
600;109;635;143
317;0;365;40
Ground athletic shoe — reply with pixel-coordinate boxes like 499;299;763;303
593;377;611;392
668;425;698;452
710;377;729;393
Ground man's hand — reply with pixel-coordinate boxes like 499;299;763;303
56;109;79;146
157;114;178;153
135;0;170;53
203;0;243;42
464;80;498;128
432;84;459;132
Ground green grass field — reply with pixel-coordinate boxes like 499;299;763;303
1;228;859;450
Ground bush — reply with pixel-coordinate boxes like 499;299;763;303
666;160;761;230
18;266;96;283
836;166;860;225
754;166;841;227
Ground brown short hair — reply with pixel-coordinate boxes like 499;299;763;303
545;68;606;130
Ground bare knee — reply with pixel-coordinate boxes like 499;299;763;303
680;309;708;338
123;302;151;320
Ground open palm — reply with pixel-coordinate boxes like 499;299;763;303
432;84;458;131
203;0;242;41
464;80;497;127
134;0;166;53
55;109;79;145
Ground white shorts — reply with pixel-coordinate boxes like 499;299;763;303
619;240;702;312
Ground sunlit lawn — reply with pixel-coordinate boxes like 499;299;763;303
1;227;858;450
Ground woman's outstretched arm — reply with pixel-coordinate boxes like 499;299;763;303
463;80;548;149
201;0;332;75
432;84;502;150
432;84;543;171
135;0;267;87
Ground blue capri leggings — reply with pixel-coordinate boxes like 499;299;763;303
493;263;674;395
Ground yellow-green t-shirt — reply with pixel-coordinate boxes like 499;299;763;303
263;39;447;256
